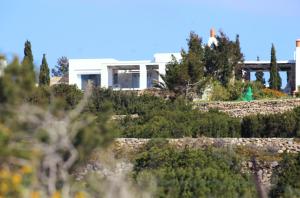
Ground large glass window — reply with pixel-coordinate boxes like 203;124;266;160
81;74;101;90
113;73;118;85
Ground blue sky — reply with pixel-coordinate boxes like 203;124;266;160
1;0;300;85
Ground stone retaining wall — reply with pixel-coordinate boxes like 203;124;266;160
115;138;300;154
114;138;300;190
194;98;300;117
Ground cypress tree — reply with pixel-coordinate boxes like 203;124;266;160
22;40;36;89
233;35;244;80
39;54;50;86
269;44;281;90
23;40;33;63
255;71;265;85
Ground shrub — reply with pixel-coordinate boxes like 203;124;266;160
133;142;256;198
51;84;83;110
259;88;287;99
241;110;298;138
227;80;245;100
270;152;300;197
121;108;241;138
88;88;167;115
209;81;230;101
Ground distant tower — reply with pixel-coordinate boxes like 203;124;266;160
207;27;218;47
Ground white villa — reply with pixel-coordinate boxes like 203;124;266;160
68;30;300;92
69;53;181;90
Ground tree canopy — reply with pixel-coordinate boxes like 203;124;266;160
51;56;69;77
39;54;50;86
269;44;282;90
162;30;244;96
22;40;36;89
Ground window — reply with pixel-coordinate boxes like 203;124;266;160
113;73;118;85
81;74;101;90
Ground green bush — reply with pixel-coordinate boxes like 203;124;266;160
241;109;299;138
88;88;167;115
210;81;230;101
133;141;256;198
121;108;241;138
270;152;300;197
51;84;83;110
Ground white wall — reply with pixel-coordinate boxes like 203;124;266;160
69;53;182;90
296;40;300;91
69;59;108;89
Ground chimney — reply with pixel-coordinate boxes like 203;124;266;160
210;28;216;38
297;39;300;47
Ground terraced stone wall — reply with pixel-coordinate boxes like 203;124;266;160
194;99;300;117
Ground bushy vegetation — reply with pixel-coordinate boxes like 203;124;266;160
270;152;300;197
0;36;296;197
132;140;257;198
120;107;241;138
0;43;117;197
208;80;287;101
241;107;300;138
87;88;166;115
160;31;244;97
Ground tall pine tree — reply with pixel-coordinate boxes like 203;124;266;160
22;40;36;89
233;35;244;80
205;32;244;86
269;44;281;90
39;54;50;86
181;32;205;83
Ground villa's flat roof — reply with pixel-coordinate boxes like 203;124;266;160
244;60;295;64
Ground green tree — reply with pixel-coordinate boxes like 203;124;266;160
52;56;69;77
181;31;205;83
0;57;35;104
233;35;244;80
39;54;50;86
159;55;187;94
204;45;218;77
160;31;244;95
22;40;36;89
160;32;206;95
255;71;265;85
23;40;33;64
269;44;281;90
205;32;244;86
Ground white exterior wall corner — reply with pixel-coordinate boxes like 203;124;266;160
139;64;147;89
296;41;300;91
158;63;166;84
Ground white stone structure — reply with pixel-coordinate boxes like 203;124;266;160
295;39;300;91
207;28;218;47
69;35;300;92
69;53;181;90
